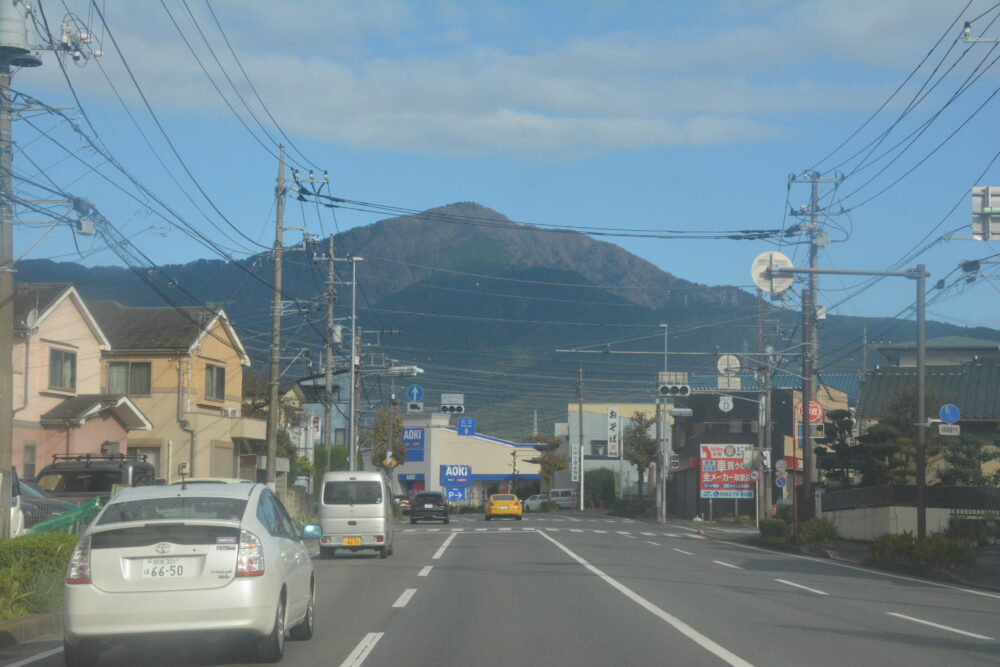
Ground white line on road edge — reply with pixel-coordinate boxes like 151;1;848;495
5;647;63;667
886;612;994;640
392;588;417;608
673;548;694;555
774;578;828;596
647;541;660;546
418;566;433;577
432;532;458;560
537;531;752;667
713;560;743;570
726;541;1000;601
340;632;384;667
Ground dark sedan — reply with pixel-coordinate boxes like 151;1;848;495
409;492;449;524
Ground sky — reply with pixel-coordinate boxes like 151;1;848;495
11;0;1000;333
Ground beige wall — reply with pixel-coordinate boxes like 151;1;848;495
818;505;950;541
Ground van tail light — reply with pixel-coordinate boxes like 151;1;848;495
66;536;92;584
236;530;265;577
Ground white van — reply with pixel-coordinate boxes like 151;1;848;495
549;488;578;510
318;471;394;559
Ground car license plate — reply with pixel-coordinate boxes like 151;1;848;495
424;504;434;508
141;557;193;578
501;505;509;510
343;537;361;546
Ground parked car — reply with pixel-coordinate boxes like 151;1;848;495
35;453;156;503
549;488;578;510
62;481;317;666
9;469;24;538
317;471;395;558
409;492;449;524
523;493;549;512
18;479;75;529
485;494;522;520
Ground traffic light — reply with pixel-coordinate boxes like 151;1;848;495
669;454;680;469
658;384;690;397
440;404;465;414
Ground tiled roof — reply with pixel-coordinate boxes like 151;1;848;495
13;283;71;326
856;361;1000;420
88;301;219;352
687;373;861;405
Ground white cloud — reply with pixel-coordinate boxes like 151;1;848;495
27;0;970;157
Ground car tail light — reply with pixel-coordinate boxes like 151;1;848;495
236;530;265;577
375;535;384;543
66;536;92;584
436;500;445;507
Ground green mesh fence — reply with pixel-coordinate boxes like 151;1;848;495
27;497;106;535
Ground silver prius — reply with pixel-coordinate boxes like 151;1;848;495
63;482;318;666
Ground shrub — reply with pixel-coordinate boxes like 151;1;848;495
538;500;557;512
759;518;789;541
869;531;977;570
870;532;917;564
794;518;840;546
0;532;80;621
948;517;989;543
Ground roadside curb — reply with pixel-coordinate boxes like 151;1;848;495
0;612;61;649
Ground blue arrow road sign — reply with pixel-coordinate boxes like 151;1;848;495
775;476;787;488
457;417;476;436
445;487;467;501
407;384;424;402
939;404;960;425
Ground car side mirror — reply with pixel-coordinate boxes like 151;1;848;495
301;524;322;540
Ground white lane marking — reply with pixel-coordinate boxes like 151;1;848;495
432;532;458;560
522;527;536;531
886;612;994;640
727;541;1000;601
340;632;384;667
774;578;828;596
475;528;488;532
451;528;464;532
624;535;636;539
594;530;607;534
569;518;582;522
426;528;440;533
647;541;660;546
713;560;743;570
537;531;751;667
570;528;583;533
673;548;694;555
616;531;631;535
546;527;560;532
641;532;656;536
418;566;433;577
663;533;680;538
6;647;64;667
392;588;417;608
500;527;512;532
687;534;706;540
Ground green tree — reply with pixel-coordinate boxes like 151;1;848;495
623;411;657;501
937;433;1000;486
370;407;405;473
521;436;566;491
584;468;616;509
856;389;942;486
814;408;856;490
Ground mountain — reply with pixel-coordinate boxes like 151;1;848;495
16;203;1000;438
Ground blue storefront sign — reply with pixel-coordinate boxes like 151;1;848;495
440;464;472;487
403;427;425;462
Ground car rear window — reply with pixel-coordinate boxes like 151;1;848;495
97;497;247;525
91;524;240;549
36;470;123;493
324;481;383;505
493;494;516;501
414;493;443;503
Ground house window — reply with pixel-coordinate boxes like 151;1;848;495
108;361;152;396
205;364;226;401
23;443;36;479
49;348;76;391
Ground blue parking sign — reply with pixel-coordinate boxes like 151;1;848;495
445;487;467;501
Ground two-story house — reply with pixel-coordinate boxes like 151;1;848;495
12;284;151;478
87;301;267;482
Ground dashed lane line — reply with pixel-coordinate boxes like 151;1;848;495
432;533;458;560
340;632;384;667
418;566;432;577
713;560;743;570
774;578;828;596
5;647;63;667
673;548;694;556
392;588;417;608
647;541;660;546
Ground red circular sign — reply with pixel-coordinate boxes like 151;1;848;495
795;400;825;424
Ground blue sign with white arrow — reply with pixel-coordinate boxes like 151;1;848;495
445;487;467;501
407;384;424;402
775;476;787;488
939;404;960;425
457;417;476;436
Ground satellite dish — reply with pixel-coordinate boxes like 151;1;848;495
751;251;794;294
717;354;741;376
25;308;38;331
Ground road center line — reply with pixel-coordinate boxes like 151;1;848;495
418;566;433;577
432;532;458;560
713;560;743;570
340;632;384;667
774;578;828;596
537;530;752;667
886;612;994;640
5;647;64;667
673;548;694;555
392;588;417;608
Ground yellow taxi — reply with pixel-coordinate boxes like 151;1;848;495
485;494;522;520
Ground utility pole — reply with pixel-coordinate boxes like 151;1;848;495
322;236;336;453
577;365;584;511
788;171;842;513
0;3;43;540
657;324;668;524
348;256;364;471
266;147;286;490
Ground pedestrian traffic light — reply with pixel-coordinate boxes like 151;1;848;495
658;384;690;397
440;404;465;414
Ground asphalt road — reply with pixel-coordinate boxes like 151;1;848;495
3;512;999;666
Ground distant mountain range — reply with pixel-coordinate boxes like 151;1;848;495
16;202;1000;438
